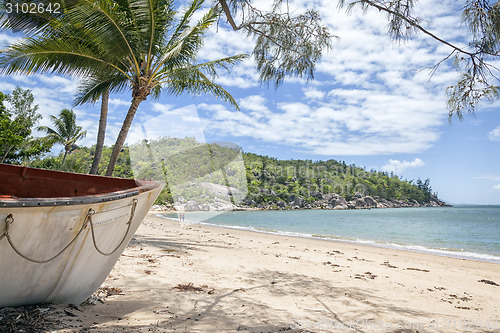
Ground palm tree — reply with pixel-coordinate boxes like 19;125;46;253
89;89;109;175
0;7;111;175
37;109;87;167
0;0;246;176
0;3;110;175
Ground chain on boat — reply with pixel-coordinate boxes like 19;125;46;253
0;199;138;263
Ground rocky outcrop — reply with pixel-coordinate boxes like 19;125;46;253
169;190;451;212
235;192;451;211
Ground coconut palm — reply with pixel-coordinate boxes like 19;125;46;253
0;3;111;175
0;0;246;176
0;6;111;174
89;89;109;174
37;109;87;167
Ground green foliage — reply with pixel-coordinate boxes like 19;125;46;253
242;152;435;207
218;0;333;86
27;137;436;207
37;109;87;167
30;145;132;178
128;137;247;205
0;87;50;164
0;0;247;176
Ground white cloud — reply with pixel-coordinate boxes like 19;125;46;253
109;98;131;108
303;88;326;100
381;158;425;174
30;87;72;120
127;104;206;145
10;75;37;85
476;174;500;181
37;75;79;94
493;184;500;191
0;81;17;92
213;58;259;89
1;76;79;128
199;26;258;89
0;32;21;48
194;0;457;155
201;85;445;155
488;126;500;141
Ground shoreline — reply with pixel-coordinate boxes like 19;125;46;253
13;211;499;332
153;199;452;213
178;212;500;267
155;210;500;265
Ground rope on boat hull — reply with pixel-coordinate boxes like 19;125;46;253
0;199;138;263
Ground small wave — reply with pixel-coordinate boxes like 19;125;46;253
360;241;500;263
157;214;500;264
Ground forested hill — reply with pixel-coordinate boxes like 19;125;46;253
240;152;449;210
30;137;448;210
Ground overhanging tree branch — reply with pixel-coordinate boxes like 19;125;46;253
216;0;334;85
340;0;500;117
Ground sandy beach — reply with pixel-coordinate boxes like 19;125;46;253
37;211;500;332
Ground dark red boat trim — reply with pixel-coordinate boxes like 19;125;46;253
0;164;161;207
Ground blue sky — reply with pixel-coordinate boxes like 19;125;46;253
1;0;500;204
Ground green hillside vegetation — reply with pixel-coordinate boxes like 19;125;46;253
242;153;434;208
26;137;438;208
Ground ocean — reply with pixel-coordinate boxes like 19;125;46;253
161;205;500;263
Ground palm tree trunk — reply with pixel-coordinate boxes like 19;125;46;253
62;149;69;167
89;89;109;175
105;96;143;177
0;146;14;163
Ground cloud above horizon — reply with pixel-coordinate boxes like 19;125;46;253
0;0;482;159
195;0;460;156
488;126;500;141
381;158;425;174
200;84;446;155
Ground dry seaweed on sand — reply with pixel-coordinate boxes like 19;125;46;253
406;267;430;272
173;283;215;294
0;304;61;333
478;279;499;286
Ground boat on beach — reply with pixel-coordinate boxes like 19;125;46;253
0;163;163;308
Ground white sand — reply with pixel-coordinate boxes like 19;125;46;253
54;211;500;332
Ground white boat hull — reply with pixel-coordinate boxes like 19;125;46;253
0;184;162;307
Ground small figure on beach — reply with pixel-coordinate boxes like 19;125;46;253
179;212;185;222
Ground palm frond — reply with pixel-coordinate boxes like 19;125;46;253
152;4;221;79
159;62;242;109
36;125;60;139
75;74;130;105
0;0;65;36
64;0;141;73
0;37;130;78
193;54;248;77
37;109;86;148
164;0;205;50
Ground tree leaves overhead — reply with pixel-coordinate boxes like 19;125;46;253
0;0;66;35
217;0;334;86
3;0;499;122
251;9;333;86
338;0;500;118
0;0;249;175
0;0;246;105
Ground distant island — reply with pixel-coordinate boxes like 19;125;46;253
228;152;450;211
27;137;450;211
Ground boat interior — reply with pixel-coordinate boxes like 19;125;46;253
0;163;141;199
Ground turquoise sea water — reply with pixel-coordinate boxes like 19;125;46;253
162;205;500;263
